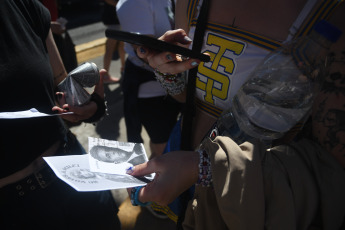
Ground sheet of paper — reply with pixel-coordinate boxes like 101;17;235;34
44;154;149;191
0;108;73;119
88;137;152;180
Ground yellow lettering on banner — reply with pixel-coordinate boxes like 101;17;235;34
197;34;245;104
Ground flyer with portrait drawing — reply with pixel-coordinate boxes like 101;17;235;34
43;137;153;192
44;154;149;191
88;137;149;176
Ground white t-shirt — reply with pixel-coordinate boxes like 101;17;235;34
117;0;174;98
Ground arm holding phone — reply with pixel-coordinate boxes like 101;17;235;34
134;29;209;102
135;29;204;70
137;29;205;102
105;28;208;101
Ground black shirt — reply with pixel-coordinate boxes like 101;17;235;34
0;0;66;177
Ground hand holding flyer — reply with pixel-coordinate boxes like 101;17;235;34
44;137;153;191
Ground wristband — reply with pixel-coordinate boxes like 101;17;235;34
130;186;151;206
196;148;213;187
82;93;107;123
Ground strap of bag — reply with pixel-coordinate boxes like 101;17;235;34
285;0;317;42
177;1;209;229
180;0;210;151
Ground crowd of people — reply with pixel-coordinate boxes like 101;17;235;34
0;0;121;229
1;0;344;229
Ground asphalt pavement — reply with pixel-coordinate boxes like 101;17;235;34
68;24;176;230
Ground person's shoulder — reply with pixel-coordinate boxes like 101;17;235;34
8;0;50;37
24;0;50;22
18;0;49;14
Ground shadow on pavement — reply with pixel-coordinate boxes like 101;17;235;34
95;84;123;140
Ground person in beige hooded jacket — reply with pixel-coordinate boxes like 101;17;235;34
126;1;345;229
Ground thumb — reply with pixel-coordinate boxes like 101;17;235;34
56;92;67;106
126;161;155;178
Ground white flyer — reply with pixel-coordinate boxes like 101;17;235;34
88;137;153;180
44;154;150;192
0;108;73;119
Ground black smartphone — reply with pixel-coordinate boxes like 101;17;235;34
105;29;210;62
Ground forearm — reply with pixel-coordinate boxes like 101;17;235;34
46;29;67;86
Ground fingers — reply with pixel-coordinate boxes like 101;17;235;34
126;161;154;177
126;161;168;204
135;29;200;75
126;151;200;206
56;92;66;106
52;95;98;123
137;47;201;74
159;29;192;45
137;29;192;58
52;105;68;114
64;100;97;122
155;58;200;75
52;68;105;123
140;178;175;205
52;92;69;114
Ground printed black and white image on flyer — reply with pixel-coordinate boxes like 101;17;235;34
88;137;152;179
44;154;148;191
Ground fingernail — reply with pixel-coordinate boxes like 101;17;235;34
166;54;173;61
140;47;146;54
191;61;199;67
183;36;192;42
126;166;135;174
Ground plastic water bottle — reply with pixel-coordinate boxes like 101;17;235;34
211;20;342;145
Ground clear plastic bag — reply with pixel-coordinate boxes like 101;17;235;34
203;20;341;146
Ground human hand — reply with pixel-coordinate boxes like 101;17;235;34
136;29;202;74
50;21;65;35
51;17;68;35
52;69;106;123
126;150;199;206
